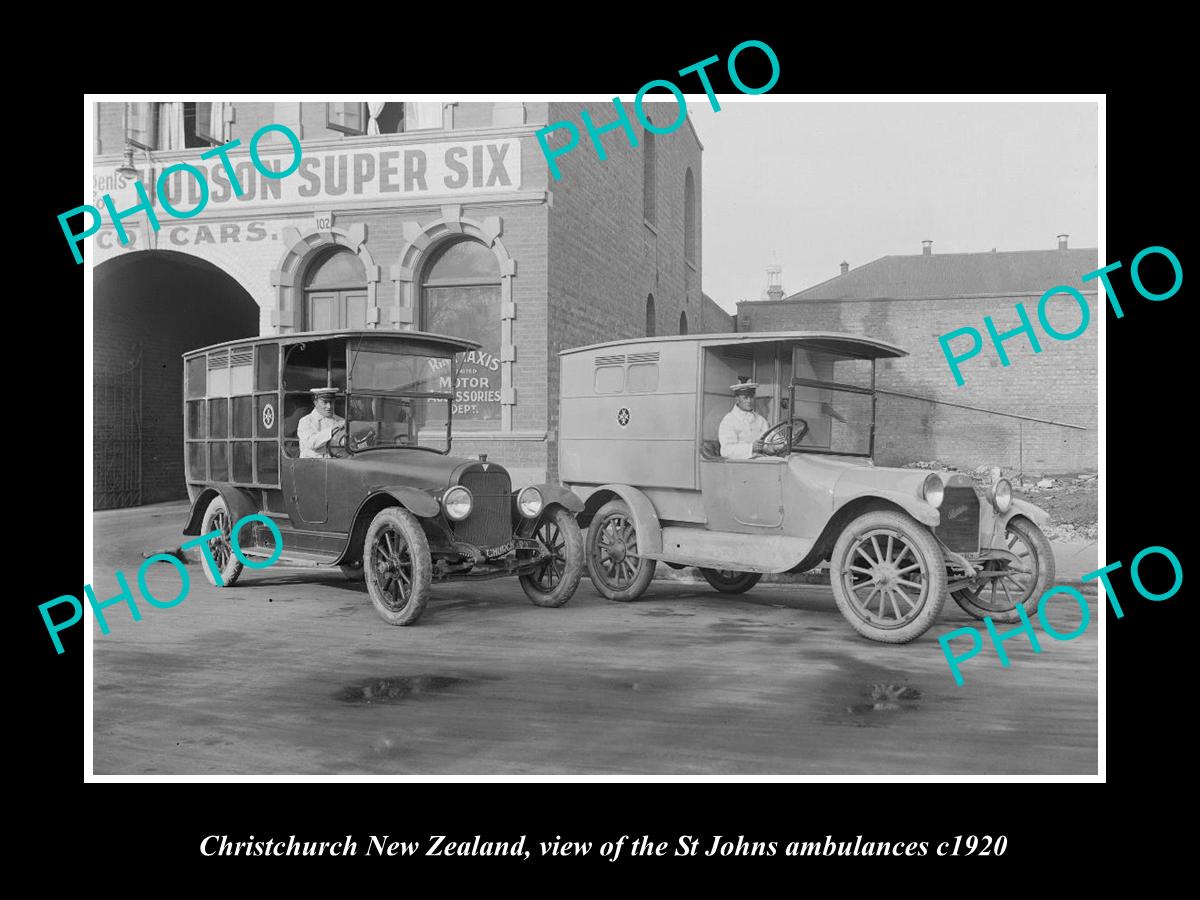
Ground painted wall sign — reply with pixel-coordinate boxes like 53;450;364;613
92;139;522;215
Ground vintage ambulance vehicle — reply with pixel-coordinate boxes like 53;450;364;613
558;332;1055;643
180;330;585;625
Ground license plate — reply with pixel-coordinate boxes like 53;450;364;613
483;541;514;559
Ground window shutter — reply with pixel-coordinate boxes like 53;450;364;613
127;102;156;150
195;102;222;144
327;102;365;135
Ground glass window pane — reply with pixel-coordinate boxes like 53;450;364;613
186;356;205;398
187;443;206;480
627;363;659;393
425;240;499;281
186;400;205;438
232;396;253;438
209;398;228;438
231;441;253;483
209;442;228;481
256;441;279;484
594;366;624;394
256;394;278;437
256;343;279;391
794;349;873;389
305;250;365;288
423;283;500;430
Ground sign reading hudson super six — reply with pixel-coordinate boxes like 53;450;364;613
93;138;522;212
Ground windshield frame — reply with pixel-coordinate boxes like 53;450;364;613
344;337;460;455
785;355;877;458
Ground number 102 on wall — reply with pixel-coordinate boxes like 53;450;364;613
314;212;333;231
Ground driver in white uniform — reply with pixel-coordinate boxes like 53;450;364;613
297;387;348;458
719;379;770;460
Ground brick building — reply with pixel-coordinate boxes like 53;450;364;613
92;100;730;508
736;240;1098;474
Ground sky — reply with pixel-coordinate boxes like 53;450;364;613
686;101;1098;311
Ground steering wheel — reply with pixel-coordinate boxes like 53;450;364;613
327;425;376;458
757;419;809;456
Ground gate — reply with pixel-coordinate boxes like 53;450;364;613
94;349;143;509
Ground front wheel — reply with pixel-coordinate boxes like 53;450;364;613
586;500;657;602
198;495;243;587
952;516;1055;622
364;507;432;625
698;568;763;594
830;510;947;643
519;507;585;607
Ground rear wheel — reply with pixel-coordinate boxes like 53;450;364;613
198;495;243;587
364;507;431;625
830;510;947;643
952;517;1055;623
586;500;656;602
519;507;585;607
698;568;763;594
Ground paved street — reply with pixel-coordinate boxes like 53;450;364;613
90;502;1098;775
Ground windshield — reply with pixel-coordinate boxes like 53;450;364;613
346;339;457;453
788;348;875;456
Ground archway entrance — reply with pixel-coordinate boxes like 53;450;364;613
94;251;259;508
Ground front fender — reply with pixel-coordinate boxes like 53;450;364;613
372;485;441;518
1001;497;1050;530
832;487;941;528
590;483;663;556
182;485;260;535
524;483;584;514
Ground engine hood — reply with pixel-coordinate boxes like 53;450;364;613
339;449;505;493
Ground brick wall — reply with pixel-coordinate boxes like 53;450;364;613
738;293;1098;475
546;101;703;480
700;294;735;333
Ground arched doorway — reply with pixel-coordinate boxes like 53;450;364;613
94;251;259;508
420;238;502;431
303;248;368;330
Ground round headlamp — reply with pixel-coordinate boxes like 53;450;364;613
921;473;944;509
442;485;473;521
991;478;1013;513
517;486;544;519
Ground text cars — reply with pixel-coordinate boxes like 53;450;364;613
181;329;585;624
558;332;1054;643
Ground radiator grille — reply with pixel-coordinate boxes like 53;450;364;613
936;487;980;553
453;468;512;549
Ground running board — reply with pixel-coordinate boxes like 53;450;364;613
647;527;814;574
240;547;341;568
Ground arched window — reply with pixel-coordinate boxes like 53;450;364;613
643;131;657;224
683;168;696;263
421;239;502;431
679;310;688;335
645;294;656;336
304;249;367;330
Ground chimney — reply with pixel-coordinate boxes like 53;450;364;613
765;264;784;302
921;240;932;256
1057;233;1069;250
840;261;849;276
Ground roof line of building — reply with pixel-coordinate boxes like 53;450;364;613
744;288;1098;306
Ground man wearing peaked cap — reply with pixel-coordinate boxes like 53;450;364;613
719;377;770;460
297;386;348;458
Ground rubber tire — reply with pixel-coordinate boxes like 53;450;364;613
699;568;763;594
586;499;657;602
830;509;947;644
519;506;585;608
198;495;243;588
363;507;432;626
952;516;1055;623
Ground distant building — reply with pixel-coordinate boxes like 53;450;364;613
736;239;1098;473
